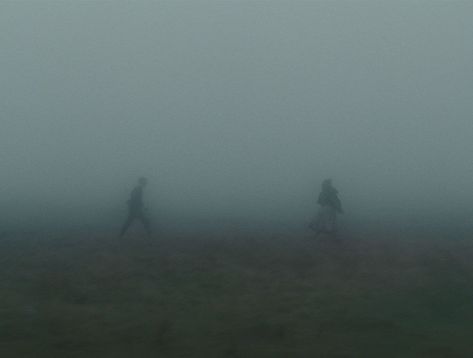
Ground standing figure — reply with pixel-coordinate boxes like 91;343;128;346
310;179;343;236
120;177;151;236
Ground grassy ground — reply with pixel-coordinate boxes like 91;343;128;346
1;228;473;357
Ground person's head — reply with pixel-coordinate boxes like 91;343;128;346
322;178;332;190
138;177;148;188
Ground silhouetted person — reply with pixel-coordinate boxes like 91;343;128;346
310;179;343;236
120;177;151;236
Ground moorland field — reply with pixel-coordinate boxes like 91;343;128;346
1;226;473;357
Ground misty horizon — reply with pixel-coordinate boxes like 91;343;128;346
1;1;472;230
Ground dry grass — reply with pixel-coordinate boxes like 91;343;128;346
1;228;473;357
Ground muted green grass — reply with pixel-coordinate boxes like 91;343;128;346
1;229;473;357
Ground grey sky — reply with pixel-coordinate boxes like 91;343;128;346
1;1;472;227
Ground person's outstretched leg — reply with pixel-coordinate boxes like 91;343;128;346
120;214;135;237
138;214;152;236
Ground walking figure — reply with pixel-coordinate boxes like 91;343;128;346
120;177;151;236
310;179;343;237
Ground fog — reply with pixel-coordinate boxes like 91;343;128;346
1;1;472;231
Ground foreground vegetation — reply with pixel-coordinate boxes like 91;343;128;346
1;228;473;357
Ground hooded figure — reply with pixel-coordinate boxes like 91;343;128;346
310;179;343;236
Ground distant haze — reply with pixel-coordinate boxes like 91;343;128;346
1;1;472;230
